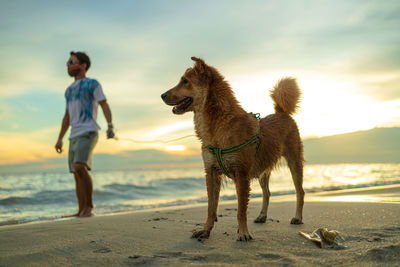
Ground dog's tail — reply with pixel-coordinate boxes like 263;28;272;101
270;77;301;115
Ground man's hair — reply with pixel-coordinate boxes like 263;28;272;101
70;51;91;71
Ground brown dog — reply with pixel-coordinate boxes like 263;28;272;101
161;57;304;241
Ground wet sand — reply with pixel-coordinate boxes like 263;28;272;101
0;184;399;266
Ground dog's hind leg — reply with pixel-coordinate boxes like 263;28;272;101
254;172;271;223
192;168;222;240
235;174;253;241
285;154;304;225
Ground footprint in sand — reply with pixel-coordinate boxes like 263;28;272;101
258;253;295;264
363;244;400;262
127;255;154;265
93;247;111;253
148;217;168;221
154;251;184;258
90;240;112;253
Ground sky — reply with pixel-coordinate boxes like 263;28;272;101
1;0;400;165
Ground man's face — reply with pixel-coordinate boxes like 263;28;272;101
66;55;84;77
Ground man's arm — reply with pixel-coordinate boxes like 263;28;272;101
99;100;114;138
99;100;112;123
55;109;70;153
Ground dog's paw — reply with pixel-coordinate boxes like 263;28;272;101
192;230;210;240
254;215;267;223
237;230;253;241
290;217;303;225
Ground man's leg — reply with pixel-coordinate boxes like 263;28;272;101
68;138;83;217
73;171;85;216
73;131;98;217
73;162;94;217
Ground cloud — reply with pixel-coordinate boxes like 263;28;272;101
359;74;400;102
0;127;60;164
327;48;400;102
0;92;65;132
341;48;400;74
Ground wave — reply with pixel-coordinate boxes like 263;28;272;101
0;196;32;205
2;178;399;208
0;190;76;206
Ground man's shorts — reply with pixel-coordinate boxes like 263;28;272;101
68;131;99;173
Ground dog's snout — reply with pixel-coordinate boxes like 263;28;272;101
161;92;168;101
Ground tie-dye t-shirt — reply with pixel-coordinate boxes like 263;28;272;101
65;78;106;139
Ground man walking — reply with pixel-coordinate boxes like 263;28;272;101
55;51;114;217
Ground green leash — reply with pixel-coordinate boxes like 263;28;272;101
207;113;261;177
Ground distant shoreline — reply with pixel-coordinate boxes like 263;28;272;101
1;127;399;174
1;161;400;176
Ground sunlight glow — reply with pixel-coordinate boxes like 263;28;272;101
148;120;193;138
165;145;186;151
312;195;388;203
230;71;400;137
332;176;366;185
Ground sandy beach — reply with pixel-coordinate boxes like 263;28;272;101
1;184;399;266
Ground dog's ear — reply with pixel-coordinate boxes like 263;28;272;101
191;56;207;74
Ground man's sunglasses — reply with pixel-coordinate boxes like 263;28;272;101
66;59;80;66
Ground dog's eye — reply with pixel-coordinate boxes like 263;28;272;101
182;79;188;85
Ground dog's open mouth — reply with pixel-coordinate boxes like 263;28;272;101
172;97;193;114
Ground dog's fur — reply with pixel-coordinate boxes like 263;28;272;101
162;57;304;241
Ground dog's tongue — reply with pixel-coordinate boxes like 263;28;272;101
172;98;191;114
172;104;181;114
172;100;185;113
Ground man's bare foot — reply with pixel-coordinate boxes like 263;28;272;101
78;208;94;217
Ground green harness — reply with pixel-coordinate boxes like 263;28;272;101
207;113;261;177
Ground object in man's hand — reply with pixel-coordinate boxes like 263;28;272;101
107;128;115;139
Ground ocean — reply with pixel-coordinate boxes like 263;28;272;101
1;163;399;226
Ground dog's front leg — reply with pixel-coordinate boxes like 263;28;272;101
254;172;271;223
235;175;253;241
192;168;221;240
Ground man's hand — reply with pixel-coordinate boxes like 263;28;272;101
107;123;115;139
55;139;63;153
